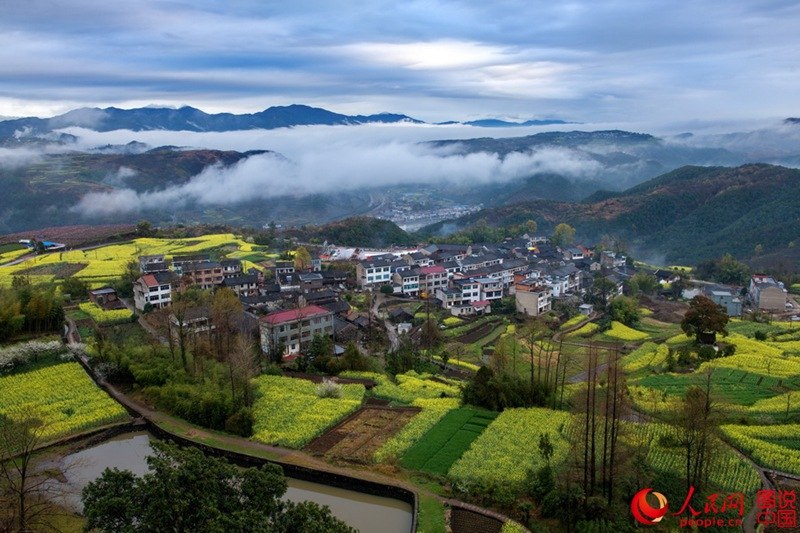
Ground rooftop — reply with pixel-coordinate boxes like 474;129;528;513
261;305;331;325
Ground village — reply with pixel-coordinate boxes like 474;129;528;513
117;233;795;365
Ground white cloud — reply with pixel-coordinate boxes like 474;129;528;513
336;40;513;70
69;134;602;217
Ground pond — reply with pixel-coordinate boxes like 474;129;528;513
45;431;414;533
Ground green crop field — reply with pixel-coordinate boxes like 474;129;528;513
401;407;497;475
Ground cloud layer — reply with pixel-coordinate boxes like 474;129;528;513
70;137;602;217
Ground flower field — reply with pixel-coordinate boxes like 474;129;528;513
251;375;365;448
559;314;588;330
602;321;650;341
401;407;497;475
78;302;134;326
374;397;460;463
621;342;668;374
721;424;800;476
449;408;572;498
565;322;599;338
340;370;461;404
0;233;257;288
0;362;129;441
432;355;480;372
625;422;761;493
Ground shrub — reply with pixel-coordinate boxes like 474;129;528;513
316;378;343;398
224;407;254;437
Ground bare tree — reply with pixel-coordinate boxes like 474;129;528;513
0;416;81;532
228;335;259;407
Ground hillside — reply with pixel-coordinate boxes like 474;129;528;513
285;217;416;248
0;148;375;233
418;164;800;263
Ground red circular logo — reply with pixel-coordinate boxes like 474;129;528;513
631;488;669;525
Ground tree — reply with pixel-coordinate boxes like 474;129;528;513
681;295;729;344
586;275;617;312
629;271;658;295
444;341;468;366
293;247;312;271
0;415;79;532
0;290;24;342
82;441;354;533
136;220;154;237
674;371;718;492
228;334;259;408
114;259;141;298
609;296;640;327
551;223;576;247
211;288;243;359
525;219;538;235
61;276;89;301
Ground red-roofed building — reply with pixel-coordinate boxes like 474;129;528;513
259;305;334;356
133;271;175;311
419;264;447;295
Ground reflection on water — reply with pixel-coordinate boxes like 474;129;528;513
47;432;413;533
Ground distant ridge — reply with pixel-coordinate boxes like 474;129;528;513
0;104;424;141
0;104;573;142
463;118;571;127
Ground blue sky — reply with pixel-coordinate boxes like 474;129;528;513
2;0;799;123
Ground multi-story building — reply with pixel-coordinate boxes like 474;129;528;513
221;274;259;297
259;305;334;356
419;265;448;296
171;254;211;274
220;259;243;279
133;271;175;311
138;254;169;273
404;251;434;267
749;275;788;311
274;261;295;276
356;255;395;287
474;277;503;301
393;269;421;297
182;261;224;289
515;280;552;316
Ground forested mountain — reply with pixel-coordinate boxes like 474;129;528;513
418;164;800;263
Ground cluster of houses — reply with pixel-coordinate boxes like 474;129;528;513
355;238;629;319
123;237;794;361
682;274;791;317
132;253;361;359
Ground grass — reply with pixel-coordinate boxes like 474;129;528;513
417;494;446;533
401;408;497;475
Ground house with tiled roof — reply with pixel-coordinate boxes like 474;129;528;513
133;271;175;311
259;305;334;356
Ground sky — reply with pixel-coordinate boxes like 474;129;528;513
2;0;799;124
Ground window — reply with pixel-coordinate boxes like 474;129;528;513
149;287;158;292
160;285;170;291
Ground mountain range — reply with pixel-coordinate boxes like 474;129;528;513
0;104;575;144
